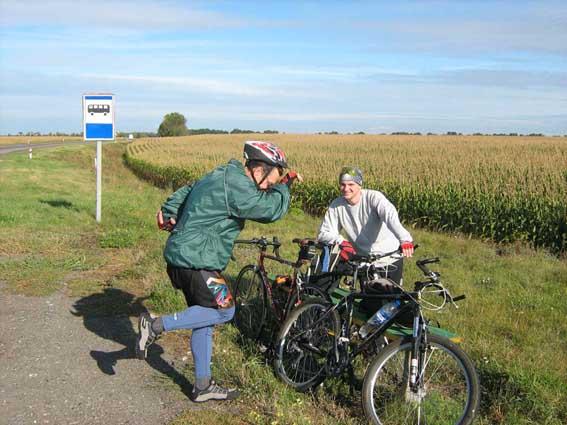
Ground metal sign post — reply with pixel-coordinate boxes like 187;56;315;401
82;93;115;223
96;141;102;222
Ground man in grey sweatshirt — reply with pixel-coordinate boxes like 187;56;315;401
317;166;414;285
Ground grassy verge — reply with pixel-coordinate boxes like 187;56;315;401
1;145;566;424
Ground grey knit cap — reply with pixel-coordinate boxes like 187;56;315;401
339;166;363;186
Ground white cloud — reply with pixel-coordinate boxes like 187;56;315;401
76;72;316;98
355;3;567;56
0;0;246;30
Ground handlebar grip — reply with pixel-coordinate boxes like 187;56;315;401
453;295;466;302
417;257;439;266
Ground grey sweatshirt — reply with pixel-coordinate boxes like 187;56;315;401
317;189;412;258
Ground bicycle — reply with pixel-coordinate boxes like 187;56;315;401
232;236;331;342
274;249;480;425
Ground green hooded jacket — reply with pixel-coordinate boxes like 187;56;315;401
161;159;291;270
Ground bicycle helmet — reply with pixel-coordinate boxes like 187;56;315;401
339;166;363;186
243;141;288;168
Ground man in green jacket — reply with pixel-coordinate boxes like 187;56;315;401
136;141;300;403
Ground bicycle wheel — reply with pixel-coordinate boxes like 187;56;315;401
286;283;329;314
233;265;267;340
362;335;480;425
274;301;340;392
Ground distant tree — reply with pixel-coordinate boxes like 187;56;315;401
446;131;458;136
158;112;189;137
263;130;279;134
189;128;229;135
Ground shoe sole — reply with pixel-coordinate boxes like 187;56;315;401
191;392;239;403
136;314;150;360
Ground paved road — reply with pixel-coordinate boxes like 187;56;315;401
0;141;117;155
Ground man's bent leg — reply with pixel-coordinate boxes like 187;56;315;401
161;305;234;331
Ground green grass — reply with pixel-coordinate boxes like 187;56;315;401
1;144;566;424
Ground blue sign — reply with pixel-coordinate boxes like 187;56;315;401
83;94;115;140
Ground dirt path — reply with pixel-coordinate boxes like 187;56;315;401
0;284;190;425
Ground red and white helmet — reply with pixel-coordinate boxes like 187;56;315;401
243;141;288;168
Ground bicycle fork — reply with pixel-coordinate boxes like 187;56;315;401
406;313;428;403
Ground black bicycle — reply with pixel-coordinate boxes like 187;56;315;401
232;237;330;342
274;250;480;425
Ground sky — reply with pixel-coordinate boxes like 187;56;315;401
0;0;566;135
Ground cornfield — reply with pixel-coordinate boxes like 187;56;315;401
124;134;567;253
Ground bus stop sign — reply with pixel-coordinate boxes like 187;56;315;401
83;93;115;141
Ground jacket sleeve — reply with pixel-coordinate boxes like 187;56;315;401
317;205;345;245
160;184;193;221
227;183;291;223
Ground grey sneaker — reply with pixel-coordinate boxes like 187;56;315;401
136;312;158;360
191;380;240;403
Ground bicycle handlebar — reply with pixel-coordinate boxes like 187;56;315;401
235;236;281;248
291;238;326;249
349;248;401;264
349;243;421;265
414;256;467;308
234;236;282;257
416;257;439;277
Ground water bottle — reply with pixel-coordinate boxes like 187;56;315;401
359;300;402;339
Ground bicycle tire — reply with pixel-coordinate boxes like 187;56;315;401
362;335;480;425
286;284;330;316
274;300;340;392
233;265;267;340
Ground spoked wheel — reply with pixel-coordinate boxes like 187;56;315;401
349;333;389;391
362;335;480;425
274;301;340;392
286;283;330;314
233;265;267;340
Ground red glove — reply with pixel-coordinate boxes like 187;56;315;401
339;240;356;261
280;170;298;186
401;241;414;257
157;210;176;232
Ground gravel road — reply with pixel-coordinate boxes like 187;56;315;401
0;284;189;425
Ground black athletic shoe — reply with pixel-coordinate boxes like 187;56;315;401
136;312;158;360
191;381;240;403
